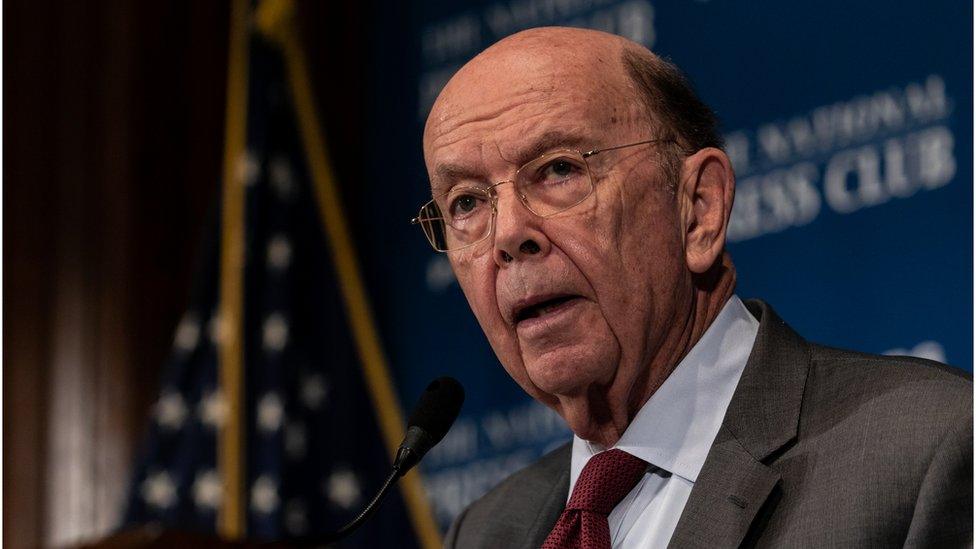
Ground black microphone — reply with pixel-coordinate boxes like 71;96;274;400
394;376;465;473
308;376;464;546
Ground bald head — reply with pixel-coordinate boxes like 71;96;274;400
426;28;646;147
425;27;721;180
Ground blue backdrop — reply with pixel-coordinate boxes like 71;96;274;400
356;0;972;531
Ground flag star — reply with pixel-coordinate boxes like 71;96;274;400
324;469;361;510
285;499;308;536
267;234;292;271
173;313;201;352
257;392;285;433
269;156;294;199
154;391;188;430
300;374;329;410
192;469;222;511
141;471;177;510
198;390;228;428
262;313;289;352
250;475;279;515
237;150;260;187
284;422;307;460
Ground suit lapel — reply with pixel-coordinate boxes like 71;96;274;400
668;427;782;547
522;465;570;548
669;301;810;547
472;441;569;549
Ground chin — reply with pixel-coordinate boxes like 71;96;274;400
522;342;616;399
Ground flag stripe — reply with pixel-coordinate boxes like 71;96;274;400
218;0;251;538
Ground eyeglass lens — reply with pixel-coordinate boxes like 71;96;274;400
419;151;593;252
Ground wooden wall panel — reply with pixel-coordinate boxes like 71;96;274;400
4;0;59;545
4;2;230;547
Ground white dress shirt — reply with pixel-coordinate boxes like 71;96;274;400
568;295;759;548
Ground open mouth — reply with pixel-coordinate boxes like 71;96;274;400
514;295;579;324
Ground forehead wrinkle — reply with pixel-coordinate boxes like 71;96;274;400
428;99;576;170
500;129;591;167
429;87;555;143
432;87;604;157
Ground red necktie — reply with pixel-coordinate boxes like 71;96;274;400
542;449;648;549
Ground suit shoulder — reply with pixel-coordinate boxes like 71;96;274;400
809;344;971;392
802;345;972;439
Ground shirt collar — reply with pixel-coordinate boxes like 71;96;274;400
570;295;759;487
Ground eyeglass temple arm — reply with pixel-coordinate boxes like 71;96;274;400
411;215;448;225
582;138;674;158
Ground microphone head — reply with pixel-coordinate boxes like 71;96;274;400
407;376;465;445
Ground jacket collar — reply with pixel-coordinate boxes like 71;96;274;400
721;300;810;461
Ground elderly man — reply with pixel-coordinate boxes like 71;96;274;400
414;27;971;548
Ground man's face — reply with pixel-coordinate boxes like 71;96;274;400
423;36;693;430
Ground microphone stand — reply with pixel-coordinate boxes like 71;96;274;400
310;465;403;546
293;376;462;547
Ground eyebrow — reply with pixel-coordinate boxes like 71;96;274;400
515;130;590;166
432;163;483;195
431;129;591;195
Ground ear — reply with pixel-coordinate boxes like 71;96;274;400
678;147;735;274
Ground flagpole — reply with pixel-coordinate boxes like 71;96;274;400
218;0;251;539
254;2;443;547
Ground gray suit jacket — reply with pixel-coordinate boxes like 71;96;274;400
444;301;972;548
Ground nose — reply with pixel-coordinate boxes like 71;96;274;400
491;183;550;267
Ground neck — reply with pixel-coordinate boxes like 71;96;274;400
584;253;737;448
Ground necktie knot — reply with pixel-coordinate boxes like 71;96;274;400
542;449;648;549
566;448;648;516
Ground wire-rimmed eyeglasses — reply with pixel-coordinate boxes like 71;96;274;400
411;138;672;253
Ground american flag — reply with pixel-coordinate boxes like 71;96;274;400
123;5;423;546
